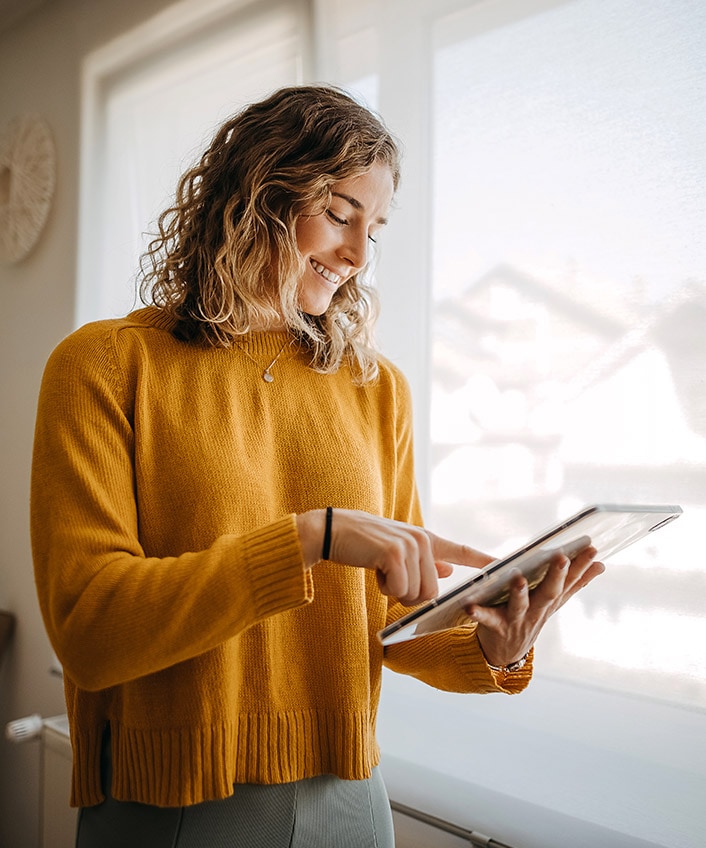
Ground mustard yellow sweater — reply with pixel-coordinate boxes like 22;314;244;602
31;307;531;808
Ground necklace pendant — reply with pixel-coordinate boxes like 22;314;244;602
262;370;275;383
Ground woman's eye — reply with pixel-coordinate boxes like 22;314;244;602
326;210;348;226
326;208;381;244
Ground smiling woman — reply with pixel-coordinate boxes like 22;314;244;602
45;2;703;847
30;82;606;847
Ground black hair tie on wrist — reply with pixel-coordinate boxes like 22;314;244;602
322;506;333;560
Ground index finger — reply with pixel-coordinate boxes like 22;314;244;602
426;532;495;570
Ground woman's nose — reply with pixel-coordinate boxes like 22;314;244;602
339;227;369;270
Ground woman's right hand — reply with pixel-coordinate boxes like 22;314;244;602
296;508;493;606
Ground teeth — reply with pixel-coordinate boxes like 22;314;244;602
311;260;341;284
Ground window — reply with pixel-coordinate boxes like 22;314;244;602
429;0;706;710
77;0;308;326
359;2;705;846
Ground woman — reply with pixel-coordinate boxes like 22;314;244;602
31;85;602;847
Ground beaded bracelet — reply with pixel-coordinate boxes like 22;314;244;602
487;651;530;673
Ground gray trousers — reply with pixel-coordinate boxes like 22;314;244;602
75;733;395;848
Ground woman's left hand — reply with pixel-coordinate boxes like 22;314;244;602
466;545;605;669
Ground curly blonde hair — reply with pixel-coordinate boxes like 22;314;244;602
138;85;401;382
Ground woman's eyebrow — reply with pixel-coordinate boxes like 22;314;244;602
332;191;388;226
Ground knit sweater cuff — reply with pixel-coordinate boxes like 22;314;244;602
384;622;533;695
451;630;534;694
241;513;314;620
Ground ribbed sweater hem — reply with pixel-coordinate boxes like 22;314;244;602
71;709;380;808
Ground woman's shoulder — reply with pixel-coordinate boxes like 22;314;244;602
50;307;173;355
371;353;411;392
42;308;178;384
361;353;414;417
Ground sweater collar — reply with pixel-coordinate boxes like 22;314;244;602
127;306;297;358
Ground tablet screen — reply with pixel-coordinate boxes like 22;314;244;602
379;503;682;646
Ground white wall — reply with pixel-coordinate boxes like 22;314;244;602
0;3;177;845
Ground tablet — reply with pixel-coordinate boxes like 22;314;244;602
378;503;682;646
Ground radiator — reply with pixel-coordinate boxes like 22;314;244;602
6;714;76;848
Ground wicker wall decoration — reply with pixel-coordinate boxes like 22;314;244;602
0;114;56;263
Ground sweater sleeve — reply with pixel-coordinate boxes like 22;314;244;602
384;625;533;695
380;362;532;696
30;324;313;692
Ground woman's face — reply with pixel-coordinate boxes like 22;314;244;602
295;160;395;316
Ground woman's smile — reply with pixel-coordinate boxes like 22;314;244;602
295;161;394;315
309;259;343;286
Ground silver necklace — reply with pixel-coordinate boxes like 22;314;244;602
235;337;295;383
